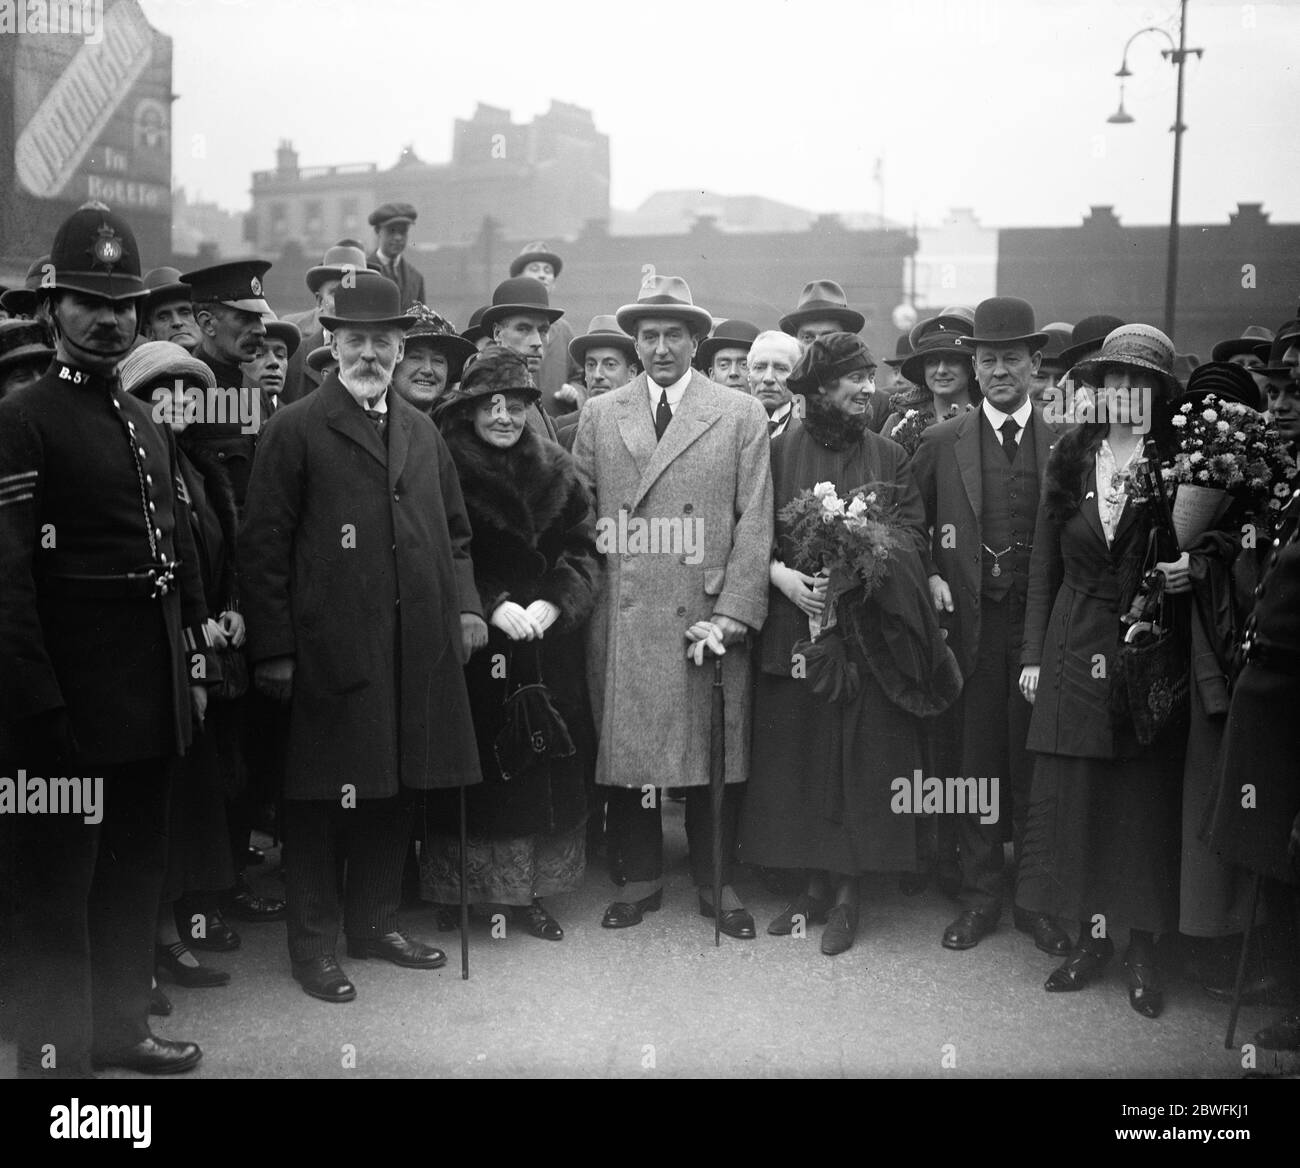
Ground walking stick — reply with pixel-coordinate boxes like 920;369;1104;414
710;655;726;948
459;783;470;980
1224;872;1264;1049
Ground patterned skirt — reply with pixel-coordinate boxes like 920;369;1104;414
419;823;586;907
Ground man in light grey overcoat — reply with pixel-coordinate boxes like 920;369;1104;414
573;275;773;939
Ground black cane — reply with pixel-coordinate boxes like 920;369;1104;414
710;655;726;948
1224;872;1263;1049
459;783;470;980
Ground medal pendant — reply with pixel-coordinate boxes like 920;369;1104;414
991;563;1001;578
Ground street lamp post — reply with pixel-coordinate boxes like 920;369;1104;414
1107;0;1203;339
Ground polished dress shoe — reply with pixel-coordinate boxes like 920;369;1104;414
92;1035;202;1074
1125;957;1164;1019
942;909;997;950
518;899;564;941
155;942;230;988
1045;943;1113;992
1013;909;1072;956
820;903;860;956
1254;1009;1300;1051
767;893;831;936
699;898;756;940
346;930;447;969
178;908;241;952
601;888;662;929
292;955;356;1003
223;876;286;923
149;983;172;1017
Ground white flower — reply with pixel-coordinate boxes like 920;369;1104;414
1276;482;1292;498
1189;451;1204;464
1201;408;1218;422
812;482;836;500
846;496;868;519
1179;402;1193;413
1234;431;1247;442
1171;415;1187;428
1216;420;1231;433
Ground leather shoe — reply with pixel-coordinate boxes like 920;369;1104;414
1014;909;1072;956
178;908;240;952
518;900;564;941
601;888;662;929
223;875;286;922
1254;1009;1300;1051
767;893;831;936
1125;958;1164;1019
92;1035;202;1074
292;955;356;1002
155;942;230;988
149;984;172;1017
698;898;756;940
1045;943;1113;992
942;909;997;950
346;930;446;969
820;903;859;956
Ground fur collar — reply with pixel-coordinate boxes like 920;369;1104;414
800;391;871;451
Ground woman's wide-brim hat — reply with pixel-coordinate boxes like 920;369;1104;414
306;244;369;294
318;270;415;332
479;276;565;333
779;279;865;336
440;345;541;408
403;302;477;383
616;275;712;338
1174;360;1262;412
1070;323;1179;395
509;241;564;279
1058;313;1127;368
570;314;637;365
786;332;875;395
901;329;974;387
696;318;760;370
120;340;218;398
956;296;1049;352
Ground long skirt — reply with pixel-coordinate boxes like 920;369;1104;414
419;823;585;906
161;714;237;902
1018;749;1182;935
738;668;919;875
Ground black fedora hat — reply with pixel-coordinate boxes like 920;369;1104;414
306;244;369;294
779;279;865;336
570;314;637;366
957;297;1049;351
1175;361;1262;411
318;270;416;332
480;276;565;334
1059;313;1127;368
0;319;55;377
509;241;564;279
0;256;47;316
1255;320;1300;374
696;318;760;371
1210;324;1273;365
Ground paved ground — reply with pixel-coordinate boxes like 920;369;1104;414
3;807;1297;1079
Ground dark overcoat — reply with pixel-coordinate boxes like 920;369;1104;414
908;404;1058;676
0;361;208;766
438;417;601;836
239;373;482;800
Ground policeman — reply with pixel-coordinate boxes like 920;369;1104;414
179;260;273;513
0;203;212;1076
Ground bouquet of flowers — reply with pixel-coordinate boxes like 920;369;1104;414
1163;394;1295;544
888;402;972;457
778;482;903;638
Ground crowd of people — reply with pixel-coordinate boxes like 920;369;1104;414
0;197;1297;1078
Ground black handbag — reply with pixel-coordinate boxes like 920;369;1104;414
492;647;575;782
1113;549;1189;747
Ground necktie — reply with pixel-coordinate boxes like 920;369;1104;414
1000;416;1019;461
364;407;387;439
769;415;782;436
654;390;672;442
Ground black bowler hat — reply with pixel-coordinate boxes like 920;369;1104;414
368;201;418;228
509;241;564;279
46;206;145;301
461;305;489;345
318;270;415;332
1059;313;1127;368
260;315;302;359
181;259;272;314
884;334;913;369
956;297;1048;351
0;319;54;377
1175;361;1262;411
306;344;337;374
696;318;760;371
480;276;565;333
0;255;48;316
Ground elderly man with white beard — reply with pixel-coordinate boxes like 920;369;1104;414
746;329;803;438
240;272;485;1003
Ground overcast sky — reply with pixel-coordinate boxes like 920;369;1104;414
140;0;1298;229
